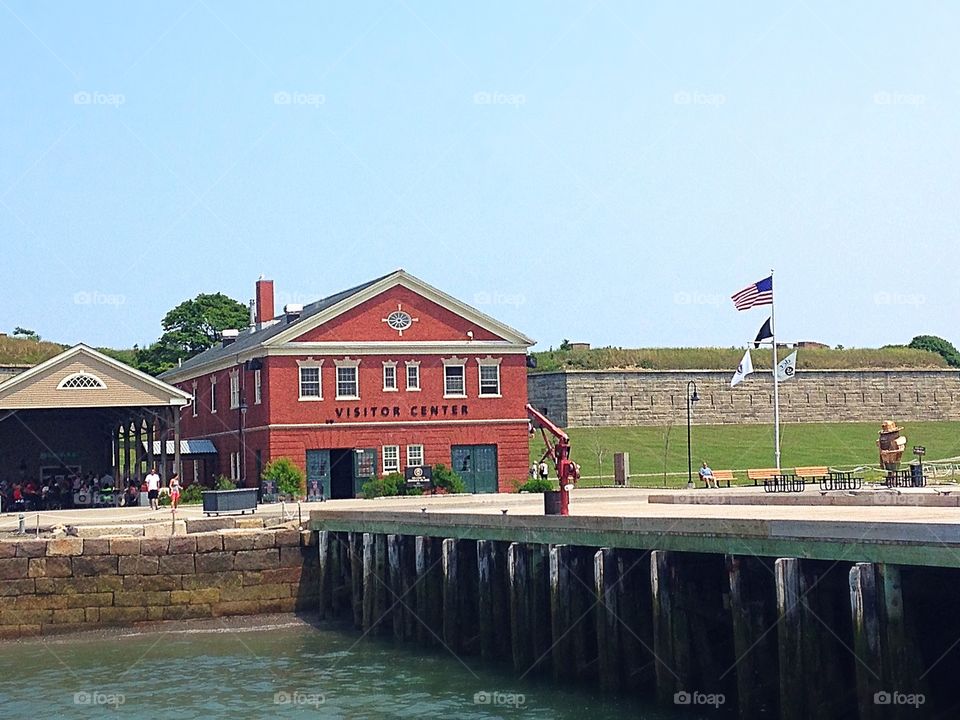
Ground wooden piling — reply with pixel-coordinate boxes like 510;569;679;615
415;535;442;645
349;531;363;629
442;538;461;652
550;544;574;681
362;532;375;632
477;540;511;661
509;542;533;672
616;549;655;695
318;530;331;620
726;555;779;720
595;548;622;692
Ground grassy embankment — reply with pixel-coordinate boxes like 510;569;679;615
528;421;960;489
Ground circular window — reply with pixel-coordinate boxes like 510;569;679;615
386;311;413;332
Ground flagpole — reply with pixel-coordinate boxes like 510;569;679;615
770;269;782;470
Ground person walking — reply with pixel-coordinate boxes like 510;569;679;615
169;473;182;510
145;467;161;510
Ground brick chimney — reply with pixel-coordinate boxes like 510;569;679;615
255;277;274;325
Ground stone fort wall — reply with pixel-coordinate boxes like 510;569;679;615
528;369;960;428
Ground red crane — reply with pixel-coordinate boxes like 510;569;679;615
526;403;580;515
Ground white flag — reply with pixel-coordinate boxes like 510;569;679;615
776;351;798;382
731;349;754;387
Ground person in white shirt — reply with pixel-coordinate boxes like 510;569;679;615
145;468;161;510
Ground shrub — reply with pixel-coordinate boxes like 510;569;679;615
361;472;404;499
432;464;466;494
516;477;555;493
261;457;306;498
180;484;204;505
215;475;237;490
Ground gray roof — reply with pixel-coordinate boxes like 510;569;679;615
143;439;218;455
161;271;397;379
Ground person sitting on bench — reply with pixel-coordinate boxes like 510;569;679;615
699;462;718;489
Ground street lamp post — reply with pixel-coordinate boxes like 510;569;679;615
686;380;700;488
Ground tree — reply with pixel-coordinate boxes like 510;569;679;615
559;339;572;351
261;457;305;498
908;335;960;367
13;327;40;341
136;293;249;375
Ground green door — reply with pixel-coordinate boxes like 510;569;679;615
451;444;498;493
353;448;377;496
306;450;330;500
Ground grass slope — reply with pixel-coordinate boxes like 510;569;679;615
529;421;960;488
531;347;946;373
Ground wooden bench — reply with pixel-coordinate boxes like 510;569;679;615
709;470;734;488
747;468;780;486
795;466;829;483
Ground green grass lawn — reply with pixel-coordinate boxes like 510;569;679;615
528;421;960;488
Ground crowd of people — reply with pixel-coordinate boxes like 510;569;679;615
0;471;150;512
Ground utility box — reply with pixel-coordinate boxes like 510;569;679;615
614;452;630;486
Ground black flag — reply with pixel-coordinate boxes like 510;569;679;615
754;317;773;348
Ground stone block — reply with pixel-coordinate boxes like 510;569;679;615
180;571;242;590
0;542;17;558
113;591;170;607
147;606;165;621
211;600;261;617
28;557;72;578
195;534;224;553
139;538;169;556
260;567;303;585
186;517;236;534
14;594;67;610
168;536;197;555
158;554;195;575
118;555;159;575
235;517;264;529
221;529;262;552
274;528;301;547
15;540;47;558
143;520;186;537
170;588;220;605
241;571;262;586
77;525;141;537
46;538;83;556
231;584;291;602
234;549;279;571
123;574;181;592
0;579;35;596
195;552;235;573
0;558;29;580
65;593;113;609
109;537;141;555
162;604;212;620
72;555;119;577
85;608;100;622
51;608;87;624
35;577;95;595
0;608;52;626
279;546;305;568
82;538;112;555
95;576;123;592
99;606;150;624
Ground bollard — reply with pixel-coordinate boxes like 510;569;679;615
17;513;25;535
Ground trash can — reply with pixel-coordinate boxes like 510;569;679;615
544;491;562;515
910;463;925;487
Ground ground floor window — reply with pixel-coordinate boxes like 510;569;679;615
229;452;241;481
406;444;424;468
382;445;400;474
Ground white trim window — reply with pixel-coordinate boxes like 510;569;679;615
229;370;240;409
298;358;323;400
382;361;398;392
57;372;106;389
210;375;217;414
254;368;262;404
191;381;198;417
477;356;502;397
406;444;424;468
335;357;361;400
405;361;421;391
230;452;241;481
442;356;467;398
382;445;400;474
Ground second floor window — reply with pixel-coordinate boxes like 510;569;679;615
229;372;240;409
444;364;465;397
383;363;397;391
299;367;321;398
254;369;262;404
406;362;420;391
337;366;359;399
210;377;217;414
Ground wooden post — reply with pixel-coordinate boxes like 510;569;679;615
595;548;622;692
651;550;690;704
442;538;461;652
508;542;532;673
415;536;442;645
478;540;511;661
727;555;779;719
549;544;574;681
616;549;655;695
329;531;344;617
388;534;406;640
349;532;363;629
374;533;388;633
529;543;552;673
850;562;884;720
318;530;332;619
362;533;375;632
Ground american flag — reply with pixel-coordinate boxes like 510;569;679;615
731;276;773;311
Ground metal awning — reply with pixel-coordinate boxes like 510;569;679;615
142;439;217;456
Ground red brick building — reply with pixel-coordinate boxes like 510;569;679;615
160;271;533;496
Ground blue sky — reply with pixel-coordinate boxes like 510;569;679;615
1;1;956;351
